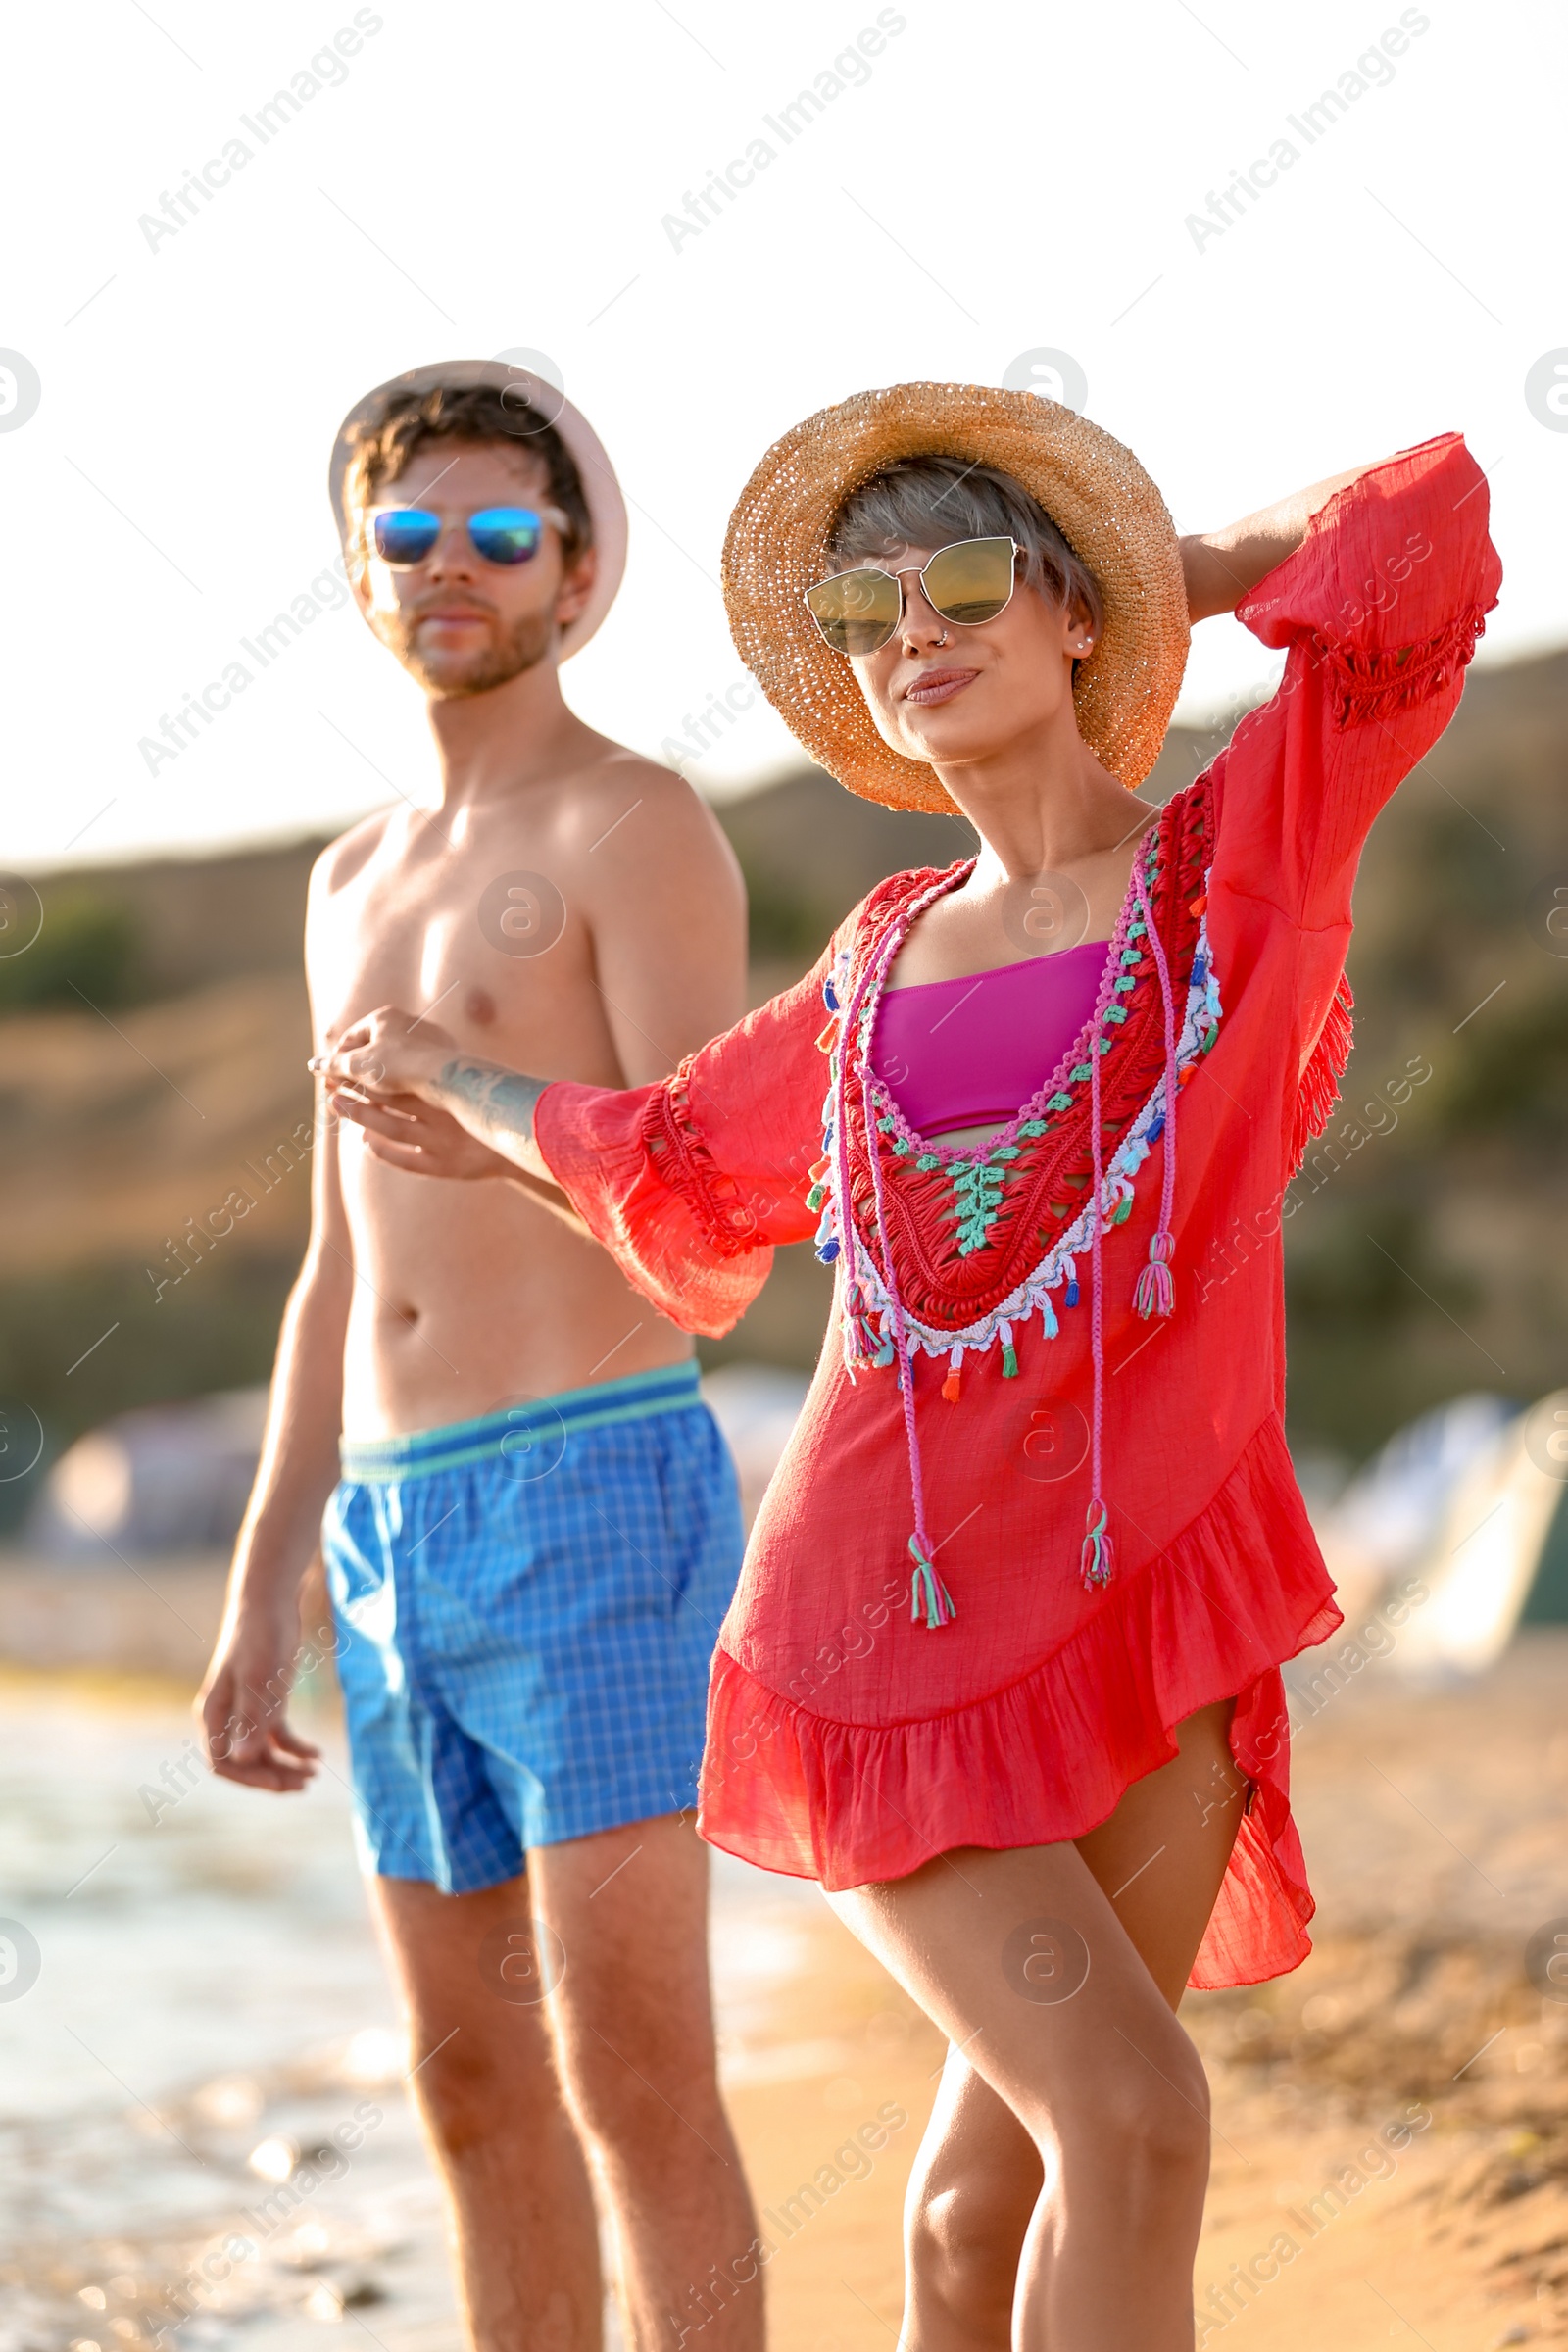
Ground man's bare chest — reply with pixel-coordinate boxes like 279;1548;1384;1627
313;842;618;1085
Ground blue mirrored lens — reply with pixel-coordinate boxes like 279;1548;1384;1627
467;506;545;564
373;509;441;564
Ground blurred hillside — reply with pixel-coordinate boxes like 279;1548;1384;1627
2;644;1565;1518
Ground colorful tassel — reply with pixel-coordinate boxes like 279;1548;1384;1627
908;1534;956;1629
1134;1229;1176;1319
999;1320;1018;1379
1080;1498;1114;1590
941;1344;963;1402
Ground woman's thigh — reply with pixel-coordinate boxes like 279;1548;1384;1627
1073;1697;1245;2006
836;1701;1246;2219
822;1837;1203;2150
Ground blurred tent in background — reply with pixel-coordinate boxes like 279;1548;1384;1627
1307;1389;1568;1680
1312;1392;1520;1625
25;1388;269;1562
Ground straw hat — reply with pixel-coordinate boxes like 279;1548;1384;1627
722;382;1189;810
327;358;629;661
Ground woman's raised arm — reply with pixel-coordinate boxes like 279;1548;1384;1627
1179;458;1388;622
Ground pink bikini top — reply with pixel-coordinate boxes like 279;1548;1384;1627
871;940;1112;1134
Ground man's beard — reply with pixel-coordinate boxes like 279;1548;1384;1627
389;605;556;697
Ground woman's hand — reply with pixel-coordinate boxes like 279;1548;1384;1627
316;1007;555;1186
329;1084;521;1180
314;1005;451;1102
315;1008;514;1180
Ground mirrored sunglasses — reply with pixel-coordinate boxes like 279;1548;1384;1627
804;536;1021;656
370;504;568;568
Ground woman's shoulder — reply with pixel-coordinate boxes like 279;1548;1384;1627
842;860;972;949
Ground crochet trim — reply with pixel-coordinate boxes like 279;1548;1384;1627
641;1069;761;1258
1317;601;1488;730
835;912;1219;1369
813;783;1219;1379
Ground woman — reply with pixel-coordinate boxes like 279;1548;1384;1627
322;385;1499;2348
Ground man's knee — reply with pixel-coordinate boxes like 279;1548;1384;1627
413;2034;567;2164
552;1987;719;2158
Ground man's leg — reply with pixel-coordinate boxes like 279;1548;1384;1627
530;1812;763;2352
369;1872;604;2352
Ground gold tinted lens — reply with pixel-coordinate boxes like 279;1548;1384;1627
805;567;902;655
923;537;1017;627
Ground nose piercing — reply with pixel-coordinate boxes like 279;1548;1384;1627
935;628;949;647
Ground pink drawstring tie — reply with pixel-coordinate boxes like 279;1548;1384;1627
1131;858;1179;1323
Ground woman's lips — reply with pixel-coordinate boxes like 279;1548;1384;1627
903;667;979;706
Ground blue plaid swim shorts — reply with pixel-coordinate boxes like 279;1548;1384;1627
321;1361;744;1891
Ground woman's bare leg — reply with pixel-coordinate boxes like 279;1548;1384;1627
834;1699;1246;2352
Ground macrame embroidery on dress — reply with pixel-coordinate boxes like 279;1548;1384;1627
813;781;1218;1389
806;780;1220;1624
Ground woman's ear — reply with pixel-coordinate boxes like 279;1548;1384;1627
1064;593;1096;659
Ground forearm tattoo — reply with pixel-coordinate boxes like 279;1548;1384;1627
431;1057;549;1159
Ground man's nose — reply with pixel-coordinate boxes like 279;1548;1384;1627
423;518;477;578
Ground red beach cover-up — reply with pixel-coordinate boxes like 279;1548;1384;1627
536;433;1499;1988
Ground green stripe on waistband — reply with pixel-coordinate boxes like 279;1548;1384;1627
339;1361;703;1484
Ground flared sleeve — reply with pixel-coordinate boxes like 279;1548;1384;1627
533;939;840;1338
1215;430;1501;931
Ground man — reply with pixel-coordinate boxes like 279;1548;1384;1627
197;361;760;2352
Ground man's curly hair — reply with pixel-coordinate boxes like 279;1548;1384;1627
343;382;592;567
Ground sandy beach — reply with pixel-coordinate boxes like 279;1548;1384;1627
2;1632;1566;2352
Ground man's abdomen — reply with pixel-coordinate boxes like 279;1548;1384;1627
338;1146;691;1438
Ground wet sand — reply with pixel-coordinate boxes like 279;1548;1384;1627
3;1635;1566;2349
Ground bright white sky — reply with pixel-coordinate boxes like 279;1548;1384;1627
5;0;1563;870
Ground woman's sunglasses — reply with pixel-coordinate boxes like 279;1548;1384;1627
369;504;568;568
804;536;1021;656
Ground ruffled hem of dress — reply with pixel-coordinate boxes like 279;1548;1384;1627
698;1415;1341;1991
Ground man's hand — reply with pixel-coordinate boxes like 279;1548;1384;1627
197;1609;322;1792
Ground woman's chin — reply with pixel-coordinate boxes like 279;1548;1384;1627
890;712;993;767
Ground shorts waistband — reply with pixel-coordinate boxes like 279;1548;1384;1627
338;1360;704;1484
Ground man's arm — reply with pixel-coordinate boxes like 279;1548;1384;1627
1180;459;1383;622
196;1091;350;1788
197;868;358;1798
